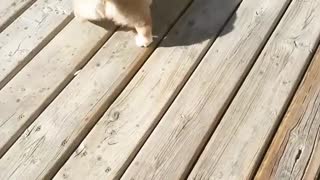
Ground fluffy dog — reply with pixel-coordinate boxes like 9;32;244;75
73;0;153;47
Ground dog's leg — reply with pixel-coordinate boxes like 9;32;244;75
134;9;153;47
135;24;153;47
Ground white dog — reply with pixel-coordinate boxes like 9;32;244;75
73;0;153;47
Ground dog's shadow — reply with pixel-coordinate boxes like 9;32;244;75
92;0;238;47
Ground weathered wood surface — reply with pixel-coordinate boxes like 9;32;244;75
122;0;294;179
0;0;36;32
54;0;241;179
189;0;320;179
0;19;115;157
255;47;320;180
0;0;73;89
0;0;192;178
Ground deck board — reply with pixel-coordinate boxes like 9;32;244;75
0;19;115;157
0;0;320;178
189;0;320;178
0;0;36;32
121;0;296;179
0;0;193;178
53;0;241;178
255;46;320;180
0;0;73;89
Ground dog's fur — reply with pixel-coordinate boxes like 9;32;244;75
73;0;153;47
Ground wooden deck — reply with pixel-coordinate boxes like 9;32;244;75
0;0;320;179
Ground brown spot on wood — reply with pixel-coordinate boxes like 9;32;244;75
295;148;302;162
36;126;41;131
82;151;87;156
97;156;102;161
61;139;68;146
105;167;111;173
19;114;25;119
109;130;116;135
63;173;69;179
107;141;117;145
112;111;120;120
16;99;20;103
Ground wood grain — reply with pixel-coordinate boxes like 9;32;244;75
0;0;73;89
189;0;320;179
0;0;36;32
121;0;294;179
255;47;320;180
54;0;241;179
0;19;115;157
0;0;192;178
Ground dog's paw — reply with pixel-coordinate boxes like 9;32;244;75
135;34;153;47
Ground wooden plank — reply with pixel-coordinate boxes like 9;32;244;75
0;0;36;32
188;0;320;179
302;144;320;180
121;0;294;179
53;0;241;179
0;19;115;157
0;0;192;178
255;47;320;180
0;0;73;89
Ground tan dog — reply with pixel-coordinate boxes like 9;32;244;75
73;0;153;47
